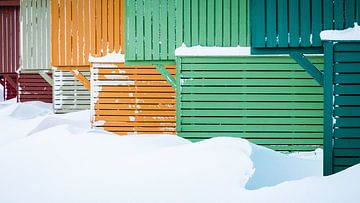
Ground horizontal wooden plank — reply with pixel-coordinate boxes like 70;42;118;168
95;75;173;80
93;115;176;122
334;157;360;166
181;124;322;132
95;68;177;75
94;110;176;116
334;85;360;94
182;86;323;94
95;86;175;93
181;78;320;86
181;109;322;117
335;118;360;127
179;132;322;138
334;52;360;62
334;107;360;116
181;101;323;109
334;74;360;84
94;121;176;127
334;43;360;52
334;149;360;157
334;63;360;73
94;103;175;110
334;128;360;138
335;96;360;105
93;81;172;87
182;71;312;79
181;117;323;125
180;56;324;64
96;92;175;98
181;94;323;102
181;63;324;71
95;98;176;104
334;139;360;148
101;126;176;132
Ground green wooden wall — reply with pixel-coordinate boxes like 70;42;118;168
176;55;324;151
323;41;360;175
20;0;50;71
251;0;360;54
126;0;249;63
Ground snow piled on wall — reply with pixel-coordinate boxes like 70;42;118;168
320;22;360;41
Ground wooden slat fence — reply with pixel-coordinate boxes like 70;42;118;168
18;72;52;103
251;0;360;53
176;56;324;151
126;0;249;63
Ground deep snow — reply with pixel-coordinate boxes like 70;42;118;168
0;101;359;203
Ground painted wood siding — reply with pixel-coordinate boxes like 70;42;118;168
53;69;90;113
18;72;52;102
176;56;324;151
323;41;360;175
51;0;125;67
126;0;249;63
251;0;360;54
0;5;20;73
91;62;176;135
20;0;50;70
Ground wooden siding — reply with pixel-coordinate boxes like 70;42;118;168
18;72;52;103
20;0;50;70
0;5;20;73
126;0;249;63
0;73;18;100
53;69;90;113
91;62;176;135
51;0;125;67
251;0;360;53
324;41;360;175
176;56;324;151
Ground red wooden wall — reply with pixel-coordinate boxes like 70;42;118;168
18;73;52;103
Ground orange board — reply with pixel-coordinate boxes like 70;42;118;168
51;0;124;67
91;62;176;135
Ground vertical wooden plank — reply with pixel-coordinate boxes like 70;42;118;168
323;41;334;176
266;0;277;47
15;6;20;72
334;0;344;29
136;0;144;60
191;0;199;45
199;0;206;46
90;0;96;55
30;0;35;69
230;0;239;47
64;0;71;64
312;0;322;47
160;0;168;60
251;0;265;47
102;0;108;54
51;0;59;66
183;0;191;46
357;0;360;23
323;0;334;30
120;0;125;53
0;8;3;72
176;57;182;134
289;0;300;47
152;0;160;60
46;0;51;68
277;0;288;47
96;0;102;55
78;0;84;65
345;0;355;28
71;0;78;65
35;0;40;69
126;0;135;59
168;0;176;59
84;0;90;62
114;0;120;53
176;0;184;48
215;0;223;46
207;0;215;46
144;0;152;60
223;0;231;47
108;0;114;52
21;0;27;69
300;0;311;47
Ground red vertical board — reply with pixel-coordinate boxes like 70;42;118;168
0;5;20;74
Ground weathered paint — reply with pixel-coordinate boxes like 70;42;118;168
176;55;324;151
18;72;52;103
51;0;125;67
91;62;176;135
0;4;20;74
20;0;50;70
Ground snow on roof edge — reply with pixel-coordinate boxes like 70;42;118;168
175;44;252;57
320;22;360;41
88;51;125;63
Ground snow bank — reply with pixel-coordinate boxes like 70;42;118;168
320;22;360;41
88;52;125;63
0;84;3;102
175;44;251;56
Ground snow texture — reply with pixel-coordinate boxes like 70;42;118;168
320;22;360;41
88;52;125;63
0;85;3;102
175;44;251;56
0;101;359;203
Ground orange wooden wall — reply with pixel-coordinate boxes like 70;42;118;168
51;0;125;67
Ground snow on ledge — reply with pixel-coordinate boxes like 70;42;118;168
320;22;360;41
88;51;125;63
175;44;251;57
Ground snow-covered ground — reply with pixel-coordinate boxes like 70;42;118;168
0;101;359;203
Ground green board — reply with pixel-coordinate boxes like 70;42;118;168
125;0;249;64
176;55;324;152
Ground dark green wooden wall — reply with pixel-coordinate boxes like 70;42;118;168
126;0;249;63
324;41;360;175
176;56;324;151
